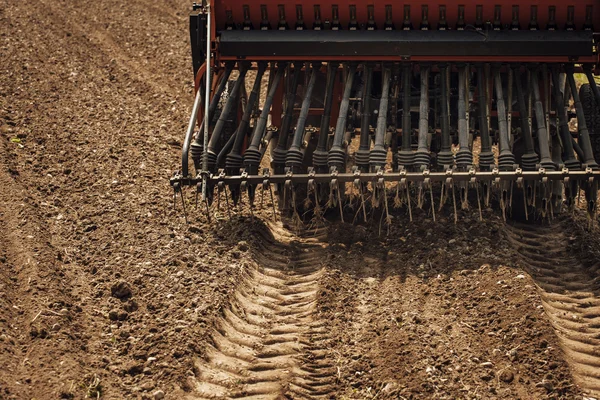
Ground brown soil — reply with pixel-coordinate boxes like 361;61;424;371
2;1;600;400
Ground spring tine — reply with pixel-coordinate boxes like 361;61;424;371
428;180;436;222
438;182;446;212
523;184;528;221
269;184;277;220
337;181;345;223
509;181;514;215
178;187;188;224
173;185;178;210
224;185;232;219
451;183;458;224
204;196;211;223
417;184;424;209
406;181;413;222
476;182;483;221
217;182;222;211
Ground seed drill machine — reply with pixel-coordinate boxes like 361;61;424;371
172;0;600;223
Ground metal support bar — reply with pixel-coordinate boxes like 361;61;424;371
172;169;600;187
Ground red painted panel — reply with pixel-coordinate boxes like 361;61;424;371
213;1;600;32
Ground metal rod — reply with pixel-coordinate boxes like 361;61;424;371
173;169;600;187
417;66;430;152
201;3;211;201
182;79;204;177
370;66;391;169
357;64;374;171
313;62;338;172
332;64;356;150
289;64;319;151
493;67;514;167
275;63;302;153
531;67;554;169
566;65;598;167
457;65;468;149
328;63;356;170
514;66;536;159
441;64;452;151
206;64;248;169
229;62;267;157
477;65;492;155
551;66;578;167
316;64;337;150
401;64;412;152
247;63;285;150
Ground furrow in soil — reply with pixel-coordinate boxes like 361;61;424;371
189;223;336;399
506;222;600;396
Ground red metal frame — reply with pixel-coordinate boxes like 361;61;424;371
213;1;600;31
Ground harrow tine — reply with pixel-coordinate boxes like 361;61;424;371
172;182;179;211
404;180;413;222
268;183;277;220
428;178;436;222
475;180;483;221
224;184;232;219
179;187;189;224
451;181;458;224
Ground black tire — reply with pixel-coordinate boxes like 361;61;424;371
579;83;600;162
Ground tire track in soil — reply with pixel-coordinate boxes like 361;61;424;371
505;222;600;397
189;223;337;399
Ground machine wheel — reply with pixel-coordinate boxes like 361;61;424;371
579;83;600;162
